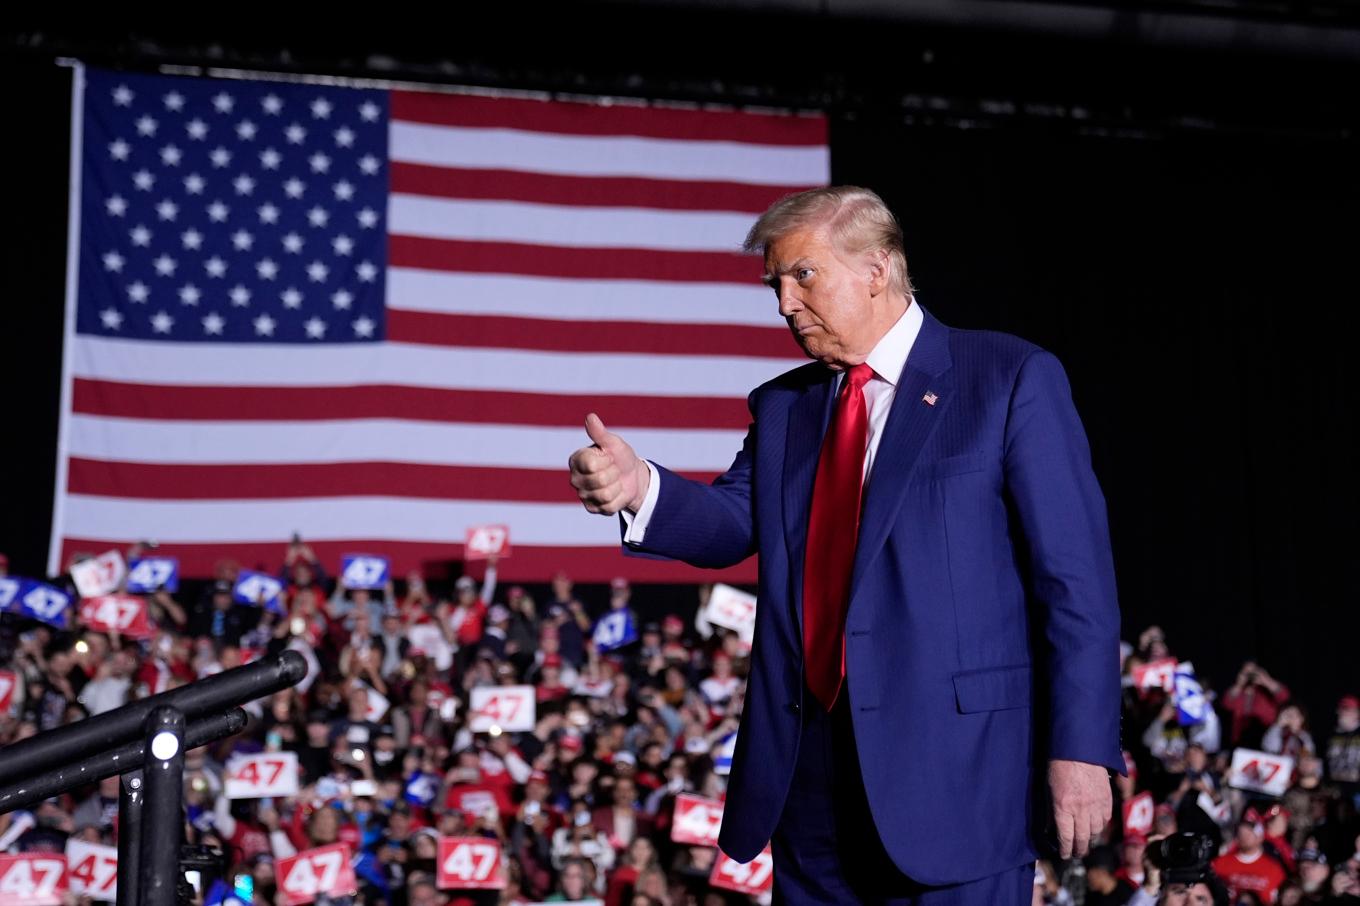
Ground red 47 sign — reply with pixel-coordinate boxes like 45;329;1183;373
66;840;118;901
468;685;535;732
709;845;774;897
671;794;724;846
1122;791;1155;836
79;595;152;640
436;837;505;890
225;752;301;799
277;844;355;906
0;670;17;715
464;524;510;560
1132;658;1178;692
1228;748;1295;797
0;854;68;906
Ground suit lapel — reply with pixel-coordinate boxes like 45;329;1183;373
782;366;836;644
848;310;954;606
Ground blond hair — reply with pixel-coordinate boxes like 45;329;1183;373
742;185;914;295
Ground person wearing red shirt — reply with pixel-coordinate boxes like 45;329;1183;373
1212;815;1288;903
1221;661;1291;749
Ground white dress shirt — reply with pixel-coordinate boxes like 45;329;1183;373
623;299;923;543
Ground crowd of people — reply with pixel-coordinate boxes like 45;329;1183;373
0;545;1357;905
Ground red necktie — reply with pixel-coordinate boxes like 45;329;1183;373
803;363;874;712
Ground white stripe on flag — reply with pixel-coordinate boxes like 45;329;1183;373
63;494;623;545
386;269;781;326
389;194;756;252
389;121;830;186
66;415;746;471
69;337;803;396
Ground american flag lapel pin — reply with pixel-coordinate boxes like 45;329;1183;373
923;391;939;406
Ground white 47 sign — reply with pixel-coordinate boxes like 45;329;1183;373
468;685;535;732
0;854;68;906
277;844;355;906
437;837;505;890
708;846;774;897
66;840;118;901
1228;748;1295;797
226;752;301;799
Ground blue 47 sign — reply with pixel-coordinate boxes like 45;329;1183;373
340;555;389;590
593;610;637;652
3;580;73;628
127;558;180;593
233;571;284;612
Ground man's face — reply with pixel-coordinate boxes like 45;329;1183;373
1164;883;1213;906
764;227;883;370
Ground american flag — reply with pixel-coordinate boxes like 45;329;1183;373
51;65;826;581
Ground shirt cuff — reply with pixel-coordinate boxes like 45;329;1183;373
621;460;661;545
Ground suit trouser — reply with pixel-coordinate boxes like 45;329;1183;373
769;682;1034;906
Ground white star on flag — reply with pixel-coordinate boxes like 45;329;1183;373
335;127;355;148
130;225;152;246
233;174;256;195
307;207;330;227
156;199;179;221
258;203;280;224
112;84;134;106
256;259;279;280
150;310;174;333
357;208;379;228
260;148;282;169
307;261;330;282
332;235;354;256
163;91;185;112
160;145;183;166
331;289;353;310
202;313;225;335
127;282;149;303
253;314;276;336
311;98;333;119
281;288;303;309
356;261;377;282
282;233;304;253
210;147;231;167
102;251;125;272
212;92;235;113
186;119;208;140
309;152;331;174
286;123;307;145
207;201;230;222
304;317;328;338
106;195;128;216
352;316;375;338
229;286;252;307
231;229;254;251
358;155;380;175
179;284;202;306
181;229;203;250
236;120;258;141
183;174;206;194
205;257;227;278
359;100;379;121
262;94;283;114
136;115;158;137
153;254;177;276
100;308;124;330
333;180;355;201
133;170;155;191
109;140;130;161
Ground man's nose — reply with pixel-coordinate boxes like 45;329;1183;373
776;279;801;317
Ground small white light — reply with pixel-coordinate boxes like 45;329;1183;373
151;730;180;761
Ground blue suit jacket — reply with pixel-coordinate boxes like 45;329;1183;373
622;306;1123;884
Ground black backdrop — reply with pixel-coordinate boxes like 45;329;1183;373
3;7;1358;728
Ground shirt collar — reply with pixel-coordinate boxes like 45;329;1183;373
862;297;923;387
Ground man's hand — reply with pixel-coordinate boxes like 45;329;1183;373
569;413;649;516
1049;758;1111;859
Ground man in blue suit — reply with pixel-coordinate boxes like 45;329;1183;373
568;186;1123;904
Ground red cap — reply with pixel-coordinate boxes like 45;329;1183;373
559;734;583;751
712;651;732;664
1339;694;1360;710
528;770;550;785
610;576;629;590
663;614;683;629
542;653;563;669
0;553;8;569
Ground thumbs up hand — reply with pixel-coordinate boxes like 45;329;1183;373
569;413;650;516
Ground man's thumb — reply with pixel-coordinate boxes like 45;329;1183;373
584;412;614;449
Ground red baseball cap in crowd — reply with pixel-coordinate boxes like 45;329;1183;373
558;733;583;752
663;614;683;630
528;770;550;785
0;552;8;569
542;653;563;669
1339;694;1360;711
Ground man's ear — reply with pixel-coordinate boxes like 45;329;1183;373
866;249;892;296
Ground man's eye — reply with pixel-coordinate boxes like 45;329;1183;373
796;268;814;281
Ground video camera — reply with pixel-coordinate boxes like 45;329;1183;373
1146;832;1216;885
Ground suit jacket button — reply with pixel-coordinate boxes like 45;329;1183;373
788;702;801;715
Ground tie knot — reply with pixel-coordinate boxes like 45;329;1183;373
847;362;874;390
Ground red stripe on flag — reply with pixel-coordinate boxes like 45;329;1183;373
385;310;795;358
388;236;761;284
390;90;827;147
390;163;810;213
59;537;758;584
67;458;724;502
71;379;752;429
